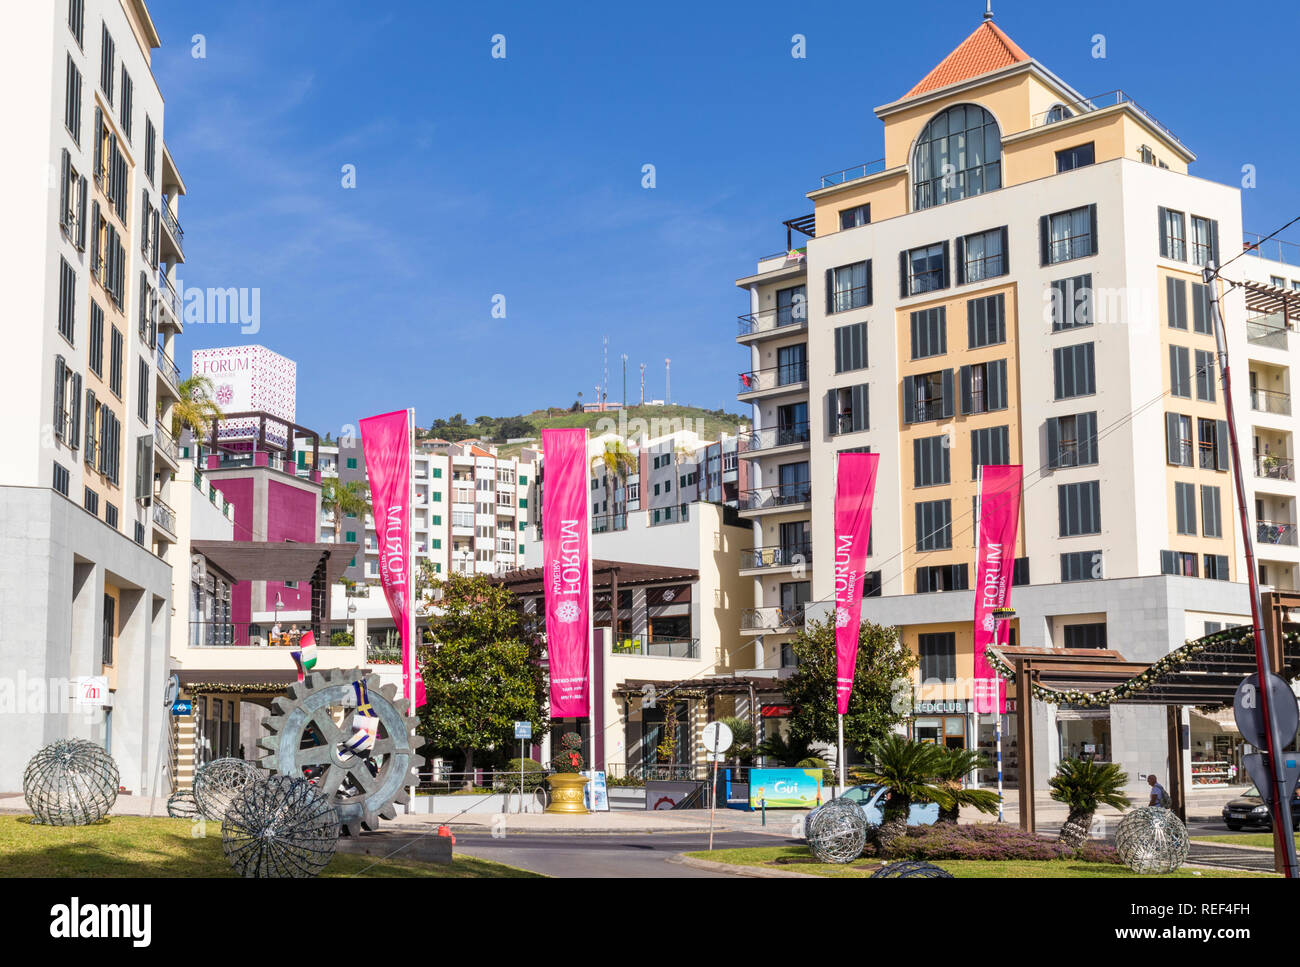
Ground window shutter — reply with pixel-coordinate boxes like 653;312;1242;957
1046;417;1060;470
1215;420;1229;471
955;235;966;285
827;390;837;436
824;269;832;315
1077;412;1097;465
902;375;916;425
85;390;96;456
988;360;1007;410
999;227;1009;274
960;365;973;415
70;372;82;449
940;369;955;419
1165;413;1181;465
834;326;844;373
1210;219;1220;267
1052;347;1065;399
940;240;951;289
53;356;66;440
1158;206;1168;258
76;175;87;250
852;384;869;432
59;149;71;229
1081;343;1095;394
1087;204;1098;256
864;259;873;306
1039;215;1050;265
899;250;908;299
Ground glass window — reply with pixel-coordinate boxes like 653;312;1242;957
1056;142;1095;172
776;284;806;327
1191;216;1218;267
831;261;870;312
839;204;870;230
1045;206;1096;264
962;228;1005;282
912;104;1002;210
907;243;947;295
1161;208;1187;261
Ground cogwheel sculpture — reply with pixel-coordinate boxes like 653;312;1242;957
193;757;261;821
23;739;119;825
806;798;869;863
222;776;340;878
259;668;423;835
1115;806;1190;874
870;859;954;878
167;790;200;819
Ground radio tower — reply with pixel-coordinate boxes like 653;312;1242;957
640;364;645;406
602;335;608;408
665;358;671;405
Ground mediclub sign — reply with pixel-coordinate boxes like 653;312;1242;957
747;768;824;809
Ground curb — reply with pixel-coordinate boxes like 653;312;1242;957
392;823;734;837
669;853;819;878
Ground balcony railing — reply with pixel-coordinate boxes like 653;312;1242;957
739;484;811;511
1247;319;1289;350
1256;455;1295;481
1243;234;1300;268
189;621;356;648
742;422;811;453
819;158;886;189
159;271;180;318
738;361;808;394
1251;388;1292;416
161;197;184;253
1029;90;1185;150
741;541;811;570
741;606;805;631
154;424;179;463
737;304;808;338
157;345;179;388
610;633;699;659
592;513;627;534
649;504;690;526
1258;521;1298;546
151;494;176;534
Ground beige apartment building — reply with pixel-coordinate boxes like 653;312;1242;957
734;14;1293;794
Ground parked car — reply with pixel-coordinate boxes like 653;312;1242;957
804;784;939;832
1221;786;1300;830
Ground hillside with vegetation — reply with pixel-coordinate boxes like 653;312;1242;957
418;404;750;457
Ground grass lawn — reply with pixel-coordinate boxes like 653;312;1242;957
1192;833;1299;849
686;845;1273;878
0;815;541;878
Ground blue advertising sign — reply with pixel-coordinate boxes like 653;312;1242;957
747;768;824;809
582;770;609;812
171;699;192;716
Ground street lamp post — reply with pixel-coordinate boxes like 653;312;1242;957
991;606;1015;824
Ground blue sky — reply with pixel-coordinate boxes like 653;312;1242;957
148;0;1300;438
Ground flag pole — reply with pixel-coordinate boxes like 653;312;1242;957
407;407;417;811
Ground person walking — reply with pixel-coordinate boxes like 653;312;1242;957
1147;773;1170;808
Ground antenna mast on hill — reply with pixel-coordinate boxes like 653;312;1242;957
665;358;671;405
640;364;645;406
602;335;609;407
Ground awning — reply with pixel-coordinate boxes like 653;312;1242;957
190;540;359;585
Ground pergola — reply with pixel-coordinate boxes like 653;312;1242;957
992;591;1300;832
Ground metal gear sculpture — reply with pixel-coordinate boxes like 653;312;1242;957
222;775;340;878
259;668;422;835
1115;806;1190;874
23;739;119;825
806;798;869;863
193;757;261;821
870;859;954;878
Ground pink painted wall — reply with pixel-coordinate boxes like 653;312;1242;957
211;476;256;627
265;479;319;611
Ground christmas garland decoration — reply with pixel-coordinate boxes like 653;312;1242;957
985;626;1300;709
185;682;292;695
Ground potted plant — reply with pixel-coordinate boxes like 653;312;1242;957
545;733;590;814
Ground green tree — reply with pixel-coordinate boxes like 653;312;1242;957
931;746;1000;823
1049;758;1131;849
590;440;637;522
755;732;828;769
852;735;953;852
322;479;371;545
171;374;223;441
782;617;917;754
718;715;755;766
416;570;549;785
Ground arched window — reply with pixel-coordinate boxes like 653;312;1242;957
912;104;1002;211
1045;103;1074;124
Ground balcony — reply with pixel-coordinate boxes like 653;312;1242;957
156;345;179;392
1258;520;1298;547
151;494;176;536
154;424;179;466
158;271;181;325
740;606;804;633
740;541;811;572
161;197;184;256
1255;455;1295;482
1028;89;1186;150
610;633;699;659
741;422;811;456
1251;388;1291;417
592;513;627;534
1247;318;1289;351
189;621;356;649
818;158;886;190
737;361;808;399
738;484;811;515
737;304;809;341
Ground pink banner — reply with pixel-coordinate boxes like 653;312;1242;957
973;465;1022;715
359;410;425;709
833;453;880;715
542;428;591;718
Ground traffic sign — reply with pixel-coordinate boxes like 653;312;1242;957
1234;673;1299;750
514;721;533;740
701;721;733;755
1242;752;1300;807
170;699;192;716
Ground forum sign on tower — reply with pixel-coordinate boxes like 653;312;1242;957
190;345;297;447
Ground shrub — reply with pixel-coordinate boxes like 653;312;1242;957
886;823;1122;864
550;733;585;774
330;630;354;648
492;758;546;792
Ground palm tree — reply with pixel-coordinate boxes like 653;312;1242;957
853;735;953;852
756;732;829;769
718;716;755;766
590;439;637;526
171;374;223;442
931;746;1000;823
323;479;372;544
1049;758;1130;849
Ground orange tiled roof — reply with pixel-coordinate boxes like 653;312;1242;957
904;20;1030;98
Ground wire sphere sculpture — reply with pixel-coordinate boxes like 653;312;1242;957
1115;806;1190;874
23;739;119;825
806;798;869;863
870;859;954;878
193;757;261;821
167;790;201;819
222;776;341;878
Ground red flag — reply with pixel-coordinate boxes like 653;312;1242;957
360;410;425;709
973;465;1022;714
542;428;591;717
833;453;880;715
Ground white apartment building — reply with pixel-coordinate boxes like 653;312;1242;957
0;0;187;792
734;14;1296;796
